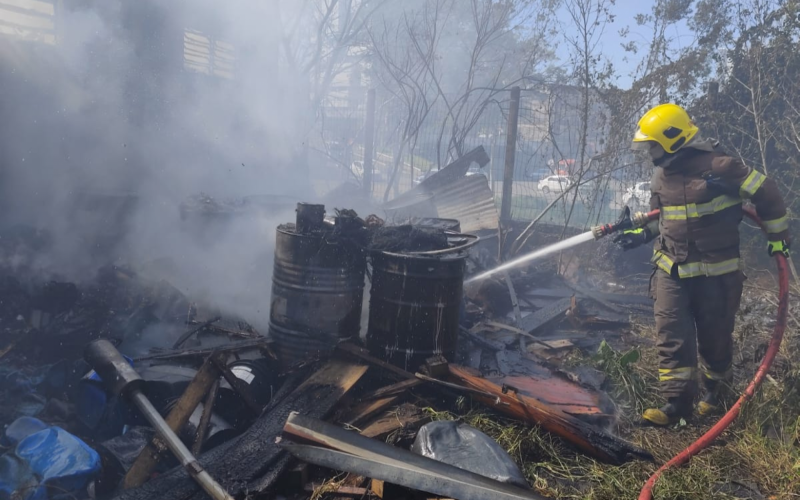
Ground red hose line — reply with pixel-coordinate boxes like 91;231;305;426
638;205;790;500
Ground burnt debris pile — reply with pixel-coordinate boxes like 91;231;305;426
0;193;654;500
0;265;192;364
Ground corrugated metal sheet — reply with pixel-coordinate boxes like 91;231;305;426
429;174;498;233
383;174;499;233
381;146;497;233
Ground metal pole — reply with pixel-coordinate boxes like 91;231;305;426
84;340;234;500
500;86;521;225
123;351;226;489
129;392;234;500
363;88;376;198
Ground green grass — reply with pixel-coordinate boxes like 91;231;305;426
423;315;800;500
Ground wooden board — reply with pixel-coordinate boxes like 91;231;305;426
446;365;652;464
360;403;431;440
114;359;368;500
343;396;400;427
517;297;573;334
362;378;422;400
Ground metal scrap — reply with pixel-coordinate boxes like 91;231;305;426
280;412;547;500
382;147;499;233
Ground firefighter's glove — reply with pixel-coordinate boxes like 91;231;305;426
613;228;650;251
767;239;790;258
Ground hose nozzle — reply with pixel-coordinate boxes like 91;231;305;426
591;206;633;240
591;223;615;240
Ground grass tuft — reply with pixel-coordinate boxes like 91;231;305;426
430;304;800;499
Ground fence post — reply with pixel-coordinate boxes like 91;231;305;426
500;86;521;225
707;81;719;111
363;88;376;198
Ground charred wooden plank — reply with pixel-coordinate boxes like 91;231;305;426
361;379;422;400
192;379;220;455
447;365;652;464
360;403;431;440
343;396;400;427
133;338;270;362
415;372;506;402
517;297;573;334
304;482;369;497
112;360;367;500
211;355;263;414
336;342;416;380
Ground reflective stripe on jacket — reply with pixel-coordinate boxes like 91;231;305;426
649;147;788;278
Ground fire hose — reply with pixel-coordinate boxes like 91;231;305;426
592;205;789;500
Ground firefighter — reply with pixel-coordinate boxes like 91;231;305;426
613;103;790;426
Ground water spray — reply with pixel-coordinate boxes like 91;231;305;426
466;206;658;285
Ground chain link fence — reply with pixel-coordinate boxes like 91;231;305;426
310;85;652;230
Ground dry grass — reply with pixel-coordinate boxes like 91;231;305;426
426;309;800;499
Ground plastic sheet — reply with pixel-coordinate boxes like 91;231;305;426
15;427;101;498
410;421;529;489
2;417;48;447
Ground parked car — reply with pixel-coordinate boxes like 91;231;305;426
624;181;651;206
538;175;572;194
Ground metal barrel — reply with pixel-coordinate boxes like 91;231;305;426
269;224;367;367
366;250;467;371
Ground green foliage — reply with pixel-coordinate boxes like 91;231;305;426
593;340;656;417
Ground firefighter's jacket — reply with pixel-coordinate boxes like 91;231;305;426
647;145;789;278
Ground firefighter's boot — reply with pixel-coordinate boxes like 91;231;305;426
698;378;725;416
642;396;692;426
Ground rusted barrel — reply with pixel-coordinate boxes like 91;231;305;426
269;205;367;367
366;243;470;371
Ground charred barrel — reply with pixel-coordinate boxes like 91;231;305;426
367;250;466;371
269;205;367;367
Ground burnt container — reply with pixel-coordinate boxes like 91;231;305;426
269;205;367;367
366;250;466;371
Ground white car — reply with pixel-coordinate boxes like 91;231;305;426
538;175;573;194
624;181;651;206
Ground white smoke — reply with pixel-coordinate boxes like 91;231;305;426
0;1;364;328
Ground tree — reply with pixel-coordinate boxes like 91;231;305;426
274;0;390;180
366;0;448;201
429;0;557;165
553;0;615;234
695;0;800;209
364;0;555;200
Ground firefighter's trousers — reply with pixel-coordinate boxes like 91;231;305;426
652;268;745;399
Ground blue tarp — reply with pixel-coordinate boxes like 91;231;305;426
0;418;101;499
1;417;48;447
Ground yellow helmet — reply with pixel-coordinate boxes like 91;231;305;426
633;103;698;154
